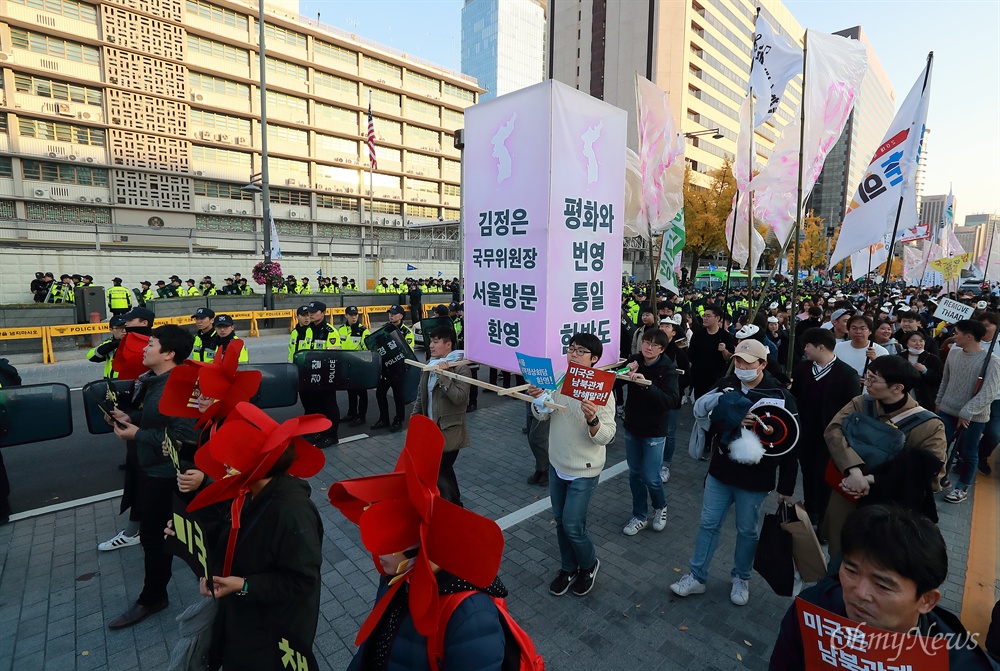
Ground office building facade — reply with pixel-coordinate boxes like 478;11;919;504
462;0;546;101
0;0;479;263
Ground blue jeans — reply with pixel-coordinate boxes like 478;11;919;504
625;429;666;520
662;409;678;467
549;467;599;572
940;412;986;490
689;474;768;583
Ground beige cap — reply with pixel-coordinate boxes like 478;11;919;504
733;339;769;363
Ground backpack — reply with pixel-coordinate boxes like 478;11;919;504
428;592;544;671
0;358;22;388
841;398;938;469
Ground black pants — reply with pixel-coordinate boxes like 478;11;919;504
489;368;511;388
798;439;831;527
438;450;462;506
468;365;480;404
0;449;10;517
347;389;369;419
410;307;422;325
376;376;406;423
138;474;176;606
300;389;339;439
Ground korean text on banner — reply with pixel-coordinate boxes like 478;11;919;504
516;352;558;390
795;598;947;670
933;297;975;324
749;15;802;127
560;363;616;406
463;80;625;373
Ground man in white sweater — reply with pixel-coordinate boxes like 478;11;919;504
834;315;888;378
528;333;617;598
935;319;1000;503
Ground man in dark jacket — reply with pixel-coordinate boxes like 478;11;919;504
769;505;1000;670
688;305;735;398
107;325;197;629
620;329;679;536
672;339;797;607
791;327;863;532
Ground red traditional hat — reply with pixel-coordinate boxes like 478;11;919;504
159;341;261;427
328;415;505;641
187;402;329;575
111;332;149;380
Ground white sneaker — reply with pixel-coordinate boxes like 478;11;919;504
98;530;140;552
622;517;648;536
670;573;706;597
659;466;670;483
730;577;750;606
651;507;668;532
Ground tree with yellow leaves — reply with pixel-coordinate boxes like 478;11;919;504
683;159;736;277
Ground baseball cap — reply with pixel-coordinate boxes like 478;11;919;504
213;315;234;327
388;305;405;315
433;305;449;316
192;307;215;319
733;338;769;363
125;307;155;323
109;314;128;328
830;308;849;321
306;301;326;313
448;302;459;311
769;302;778;310
156;280;166;286
345;306;359;315
140;281;151;287
296;305;310;316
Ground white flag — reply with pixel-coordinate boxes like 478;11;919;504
749;16;802;127
849;236;889;280
725;97;765;271
831;55;933;268
751;30;867;246
903;245;923;285
980;223;1000;282
633;75;685;238
269;211;282;259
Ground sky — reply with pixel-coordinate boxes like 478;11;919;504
301;0;1000;219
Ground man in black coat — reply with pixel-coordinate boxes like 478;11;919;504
687;305;735;399
791;327;862;530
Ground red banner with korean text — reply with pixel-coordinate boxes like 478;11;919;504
560;363;616;406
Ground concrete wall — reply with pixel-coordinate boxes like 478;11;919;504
0;248;459;307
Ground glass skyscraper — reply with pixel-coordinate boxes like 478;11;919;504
462;0;546;101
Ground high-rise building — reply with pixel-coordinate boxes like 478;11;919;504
0;0;479;259
918;193;955;229
954;213;1000;263
462;0;546;101
806;26;894;230
548;0;805;187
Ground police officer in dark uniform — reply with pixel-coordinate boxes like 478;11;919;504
372;305;414;433
338;306;371;427
190;308;218;363
300;301;341;448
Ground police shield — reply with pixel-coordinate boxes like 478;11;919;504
82;378;135;435
419;316;456;340
364;325;421;403
292;351;382;391
245;363;300;408
0;383;74;447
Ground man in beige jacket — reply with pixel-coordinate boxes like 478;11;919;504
411;326;471;506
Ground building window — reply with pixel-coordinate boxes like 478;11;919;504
193;180;254;199
442;208;460;220
190;72;250;97
362;55;401;80
368;87;401;108
10;0;97;22
406;70;440;94
443;183;460;197
377;146;400;163
408;178;438;194
265;90;308;115
408;204;438;218
442;158;460;174
262;23;307;49
442;108;463;127
9;28;100;65
267;124;308;145
314;72;357;96
443;82;475;103
196;214;256;232
316;194;357;209
374;117;401;138
269;189;310;206
0;114;6;135
314;40;357;65
191;145;252;168
275;219;311;235
190;109;251;134
185;0;248;29
26;203;110;223
266;57;307;80
188;35;249;65
19;118;106;145
23;160;108;186
270;156;309;178
14;74;103;106
0;200;15;219
407;97;439;119
0;158;13;178
406;124;439;147
316;134;357;155
406;151;438;171
370;200;401;215
315;103;356;126
317;222;360;238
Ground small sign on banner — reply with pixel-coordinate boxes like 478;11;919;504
560;363;616;405
795;598;948;670
516;352;558;389
165;497;213;593
274;623;318;671
933;297;975;324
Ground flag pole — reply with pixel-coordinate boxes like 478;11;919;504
745;7;760;317
785;30;808;373
368;90;375;250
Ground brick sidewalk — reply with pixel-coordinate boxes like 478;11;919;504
0;395;979;670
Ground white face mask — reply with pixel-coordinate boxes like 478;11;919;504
734;367;760;382
908;347;924;355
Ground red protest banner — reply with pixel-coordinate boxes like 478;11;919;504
560;363;616;406
795;597;949;670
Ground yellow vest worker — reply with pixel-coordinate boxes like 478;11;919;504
87;315;127;378
288;306;314;362
212;315;249;362
337;306;370;351
107;280;133;315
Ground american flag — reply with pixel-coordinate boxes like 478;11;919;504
366;102;377;171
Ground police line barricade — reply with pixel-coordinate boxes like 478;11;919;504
44;322;113;363
0;327;51;365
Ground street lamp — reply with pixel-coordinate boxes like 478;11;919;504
255;0;274;309
683;128;724;139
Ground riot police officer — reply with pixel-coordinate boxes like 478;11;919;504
338;306;371;427
372;305;415;433
88;315;128;378
300;301;341;448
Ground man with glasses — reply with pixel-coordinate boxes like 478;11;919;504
527;334;617;598
835;315;888;378
688;305;734;399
